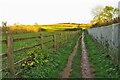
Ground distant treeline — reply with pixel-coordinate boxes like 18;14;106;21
65;28;81;31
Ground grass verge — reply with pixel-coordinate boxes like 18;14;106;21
84;31;119;78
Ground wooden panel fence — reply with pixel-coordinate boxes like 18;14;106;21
0;30;80;78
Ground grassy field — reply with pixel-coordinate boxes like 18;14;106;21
1;23;80;78
1;30;80;78
1;23;80;53
2;32;62;53
84;31;119;78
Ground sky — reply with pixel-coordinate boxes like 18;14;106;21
0;0;119;26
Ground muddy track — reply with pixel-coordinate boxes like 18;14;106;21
60;32;93;78
60;35;81;78
81;31;94;78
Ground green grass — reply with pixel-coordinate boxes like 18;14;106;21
69;34;81;78
2;32;56;53
1;31;75;78
1;31;81;78
1;32;55;65
84;31;119;78
1;31;70;55
20;32;80;78
2;31;71;53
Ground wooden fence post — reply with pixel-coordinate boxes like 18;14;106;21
60;32;62;47
69;32;71;40
67;31;69;42
53;33;56;50
66;32;68;43
7;33;15;78
40;33;43;49
64;32;66;43
74;31;76;37
70;31;72;40
64;32;66;44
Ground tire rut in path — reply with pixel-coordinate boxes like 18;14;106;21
81;31;94;78
60;36;81;78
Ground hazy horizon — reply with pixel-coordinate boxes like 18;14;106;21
0;0;119;26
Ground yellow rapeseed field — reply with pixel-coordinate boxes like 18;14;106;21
8;25;41;33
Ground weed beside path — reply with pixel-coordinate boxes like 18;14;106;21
84;32;119;78
21;32;80;78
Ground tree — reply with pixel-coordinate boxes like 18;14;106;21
91;6;119;24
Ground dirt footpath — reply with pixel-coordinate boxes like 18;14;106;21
81;31;94;78
60;35;81;78
60;31;93;78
